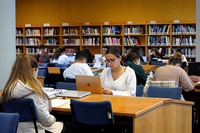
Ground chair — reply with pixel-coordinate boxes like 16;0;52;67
150;61;166;66
38;63;48;68
147;86;182;100
0;112;19;133
70;99;114;133
47;63;56;67
56;82;77;90
136;85;144;97
38;68;47;78
140;62;146;65
55;63;70;68
2;98;38;133
180;62;186;69
65;77;76;83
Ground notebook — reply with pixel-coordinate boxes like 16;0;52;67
58;90;91;98
75;75;103;94
188;62;200;76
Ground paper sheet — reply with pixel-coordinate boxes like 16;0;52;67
51;99;70;107
93;54;102;68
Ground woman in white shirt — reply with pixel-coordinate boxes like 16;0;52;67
52;46;70;65
100;46;137;96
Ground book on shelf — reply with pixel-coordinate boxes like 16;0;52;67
173;36;196;46
148;36;170;46
47;48;56;55
148;25;170;35
44;28;58;36
172;25;196;35
26;38;40;45
82;27;99;35
123;47;144;56
63;28;79;35
66;48;77;55
103;37;120;46
103;26;121;35
124;26;144;35
124;36;141;46
16;48;23;54
82;37;100;46
16;38;23;45
63;38;80;45
44;38;59;45
26;29;40;36
25;48;38;54
16;29;23;36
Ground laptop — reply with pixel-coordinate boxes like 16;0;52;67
142;56;147;62
58;90;91;98
67;55;76;62
188;62;200;76
75;75;103;94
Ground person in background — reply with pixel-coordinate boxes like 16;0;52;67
152;52;194;92
99;46;109;67
52;46;70;65
129;45;144;62
63;50;93;79
148;48;160;61
83;48;94;64
100;46;136;96
123;52;147;86
173;47;187;62
35;44;50;63
0;53;73;133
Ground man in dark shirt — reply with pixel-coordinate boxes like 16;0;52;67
35;45;50;63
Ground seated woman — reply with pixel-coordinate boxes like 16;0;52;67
123;52;147;86
152;53;194;92
100;46;136;96
148;48;160;61
0;53;72;133
52;46;70;65
63;50;93;80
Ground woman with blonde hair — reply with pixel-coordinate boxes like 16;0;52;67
0;53;72;133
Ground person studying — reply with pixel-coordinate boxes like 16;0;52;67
100;46;136;96
52;46;70;66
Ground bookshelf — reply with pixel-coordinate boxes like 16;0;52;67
16;20;196;62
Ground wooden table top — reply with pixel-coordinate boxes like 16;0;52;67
52;94;193;117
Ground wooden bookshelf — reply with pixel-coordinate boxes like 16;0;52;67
16;20;196;62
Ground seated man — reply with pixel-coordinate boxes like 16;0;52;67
35;44;50;63
63;50;94;80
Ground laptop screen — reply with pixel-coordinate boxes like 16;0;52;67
68;55;75;62
142;56;147;62
188;62;200;76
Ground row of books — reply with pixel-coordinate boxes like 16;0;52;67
25;38;40;45
63;28;79;36
47;48;57;54
173;36;196;46
148;25;170;35
44;38;59;45
44;28;58;36
16;48;22;54
26;29;40;36
124;36;141;46
66;48;77;54
16;38;23;45
122;47;144;55
16;29;23;36
82;37;100;45
124;26;144;35
63;39;80;45
25;48;38;54
172;25;196;34
179;48;196;57
103;26;121;35
148;36;170;46
82;27;100;35
103;37;121;46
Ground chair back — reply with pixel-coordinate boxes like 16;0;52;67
55;63;70;68
38;63;48;68
141;62;146;65
147;86;182;100
150;61;166;66
47;63;56;67
65;77;76;83
47;67;60;75
136;85;144;97
56;82;77;90
181;62;187;69
70;99;114;126
0;113;19;133
38;68;47;78
2;98;38;133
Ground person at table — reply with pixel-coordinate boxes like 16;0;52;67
172;47;187;62
152;53;194;92
99;46;109;67
100;46;136;96
148;48;160;61
63;50;93;79
35;44;50;63
129;45;144;62
0;53;73;133
52;46;70;65
123;52;147;86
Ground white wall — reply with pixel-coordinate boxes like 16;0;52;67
0;0;16;89
197;0;200;62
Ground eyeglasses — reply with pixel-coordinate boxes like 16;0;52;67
105;58;118;64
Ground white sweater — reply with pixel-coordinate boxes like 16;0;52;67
52;54;70;65
63;63;94;79
100;66;136;96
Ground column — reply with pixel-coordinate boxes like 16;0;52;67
196;0;200;62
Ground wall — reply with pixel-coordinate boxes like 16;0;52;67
16;0;196;25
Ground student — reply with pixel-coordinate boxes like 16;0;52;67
35;44;50;63
63;50;93;79
173;47;187;62
83;48;94;64
99;46;109;67
0;53;72;133
129;45;144;62
100;46;136;96
148;48;160;61
152;53;194;92
52;46;70;65
123;52;147;86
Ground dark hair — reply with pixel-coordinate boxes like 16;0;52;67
175;48;182;53
130;45;141;56
38;44;46;49
106;46;121;57
102;46;110;49
83;48;94;63
123;52;139;62
75;50;88;61
151;48;159;56
168;54;182;66
52;46;66;60
30;56;38;69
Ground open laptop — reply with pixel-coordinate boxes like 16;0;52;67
142;56;147;62
67;55;75;62
75;75;103;94
58;90;91;98
188;62;200;76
